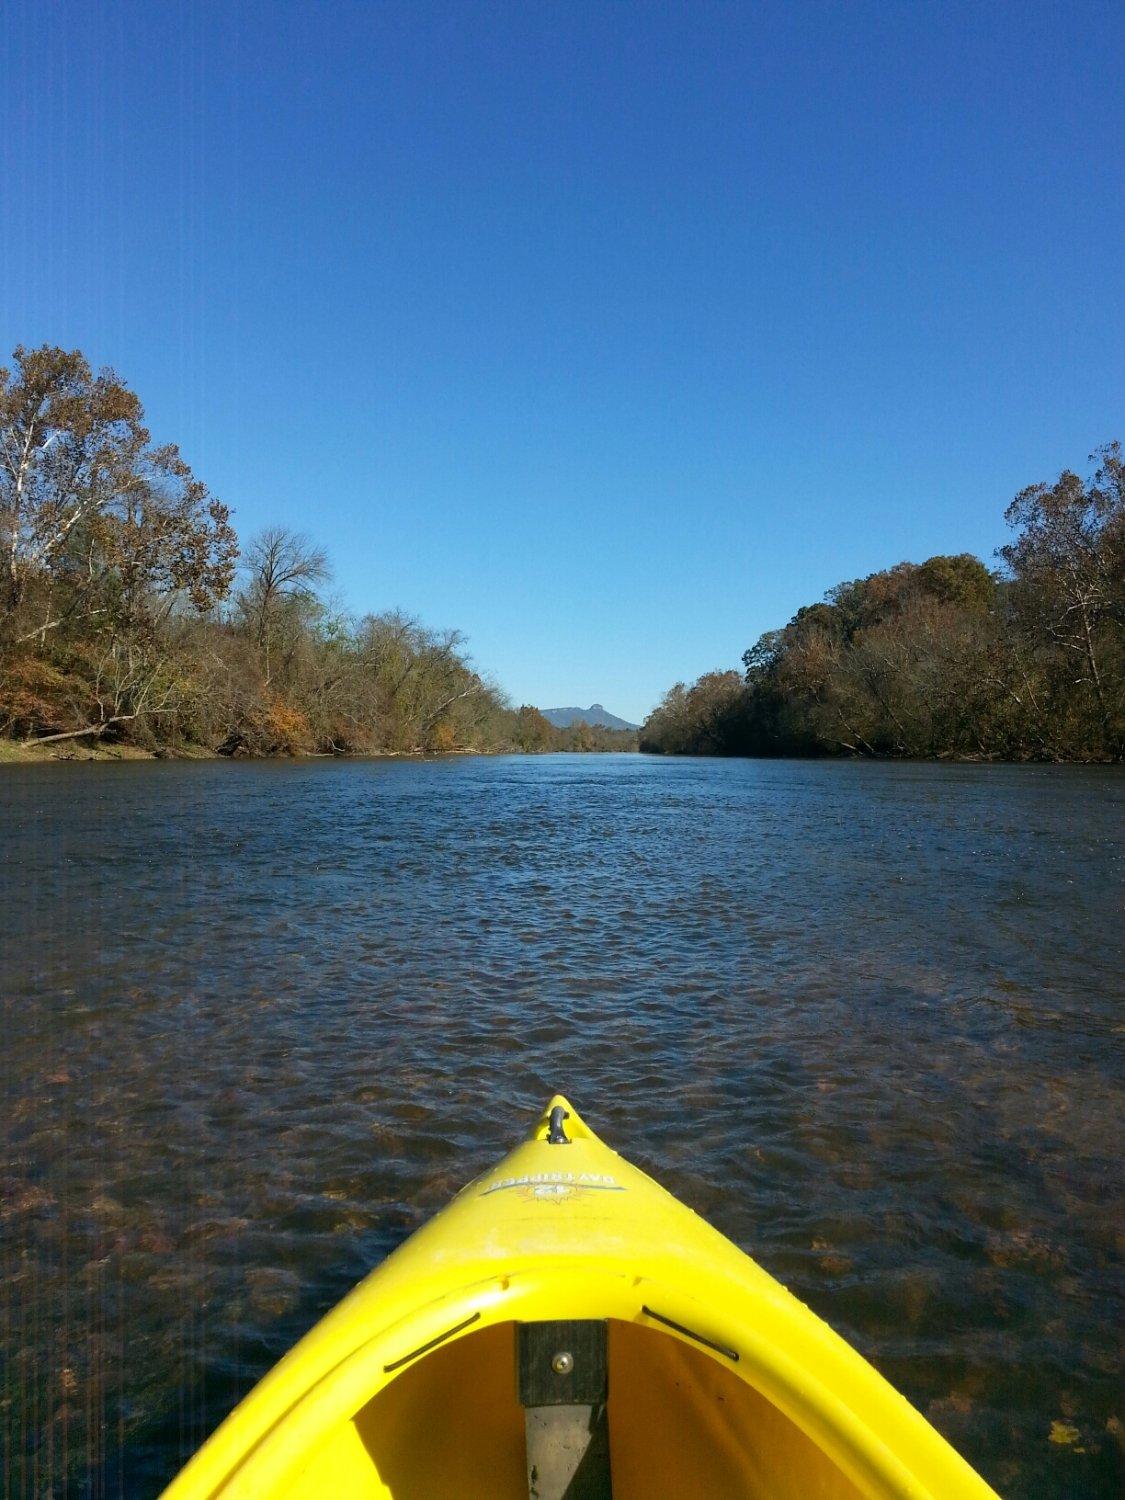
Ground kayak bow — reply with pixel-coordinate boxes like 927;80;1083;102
163;1095;997;1499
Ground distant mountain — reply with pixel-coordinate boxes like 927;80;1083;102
540;703;640;731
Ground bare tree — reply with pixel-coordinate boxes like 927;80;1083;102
20;636;175;747
239;526;330;683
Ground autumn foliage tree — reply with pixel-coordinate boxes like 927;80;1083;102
1;346;237;743
514;705;554;751
642;448;1124;762
2;346;629;757
999;443;1124;755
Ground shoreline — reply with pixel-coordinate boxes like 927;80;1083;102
0;739;462;765
0;738;202;764
0;739;629;765
1;736;1117;767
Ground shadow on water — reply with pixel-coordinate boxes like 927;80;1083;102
1;754;1122;1497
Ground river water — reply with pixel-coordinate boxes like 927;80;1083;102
2;754;1122;1497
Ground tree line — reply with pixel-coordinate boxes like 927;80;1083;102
0;345;636;757
641;444;1124;762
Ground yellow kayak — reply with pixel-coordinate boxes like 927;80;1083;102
163;1096;998;1499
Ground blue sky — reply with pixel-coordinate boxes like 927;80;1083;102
2;1;1122;724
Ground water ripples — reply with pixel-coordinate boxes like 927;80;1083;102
2;754;1122;1496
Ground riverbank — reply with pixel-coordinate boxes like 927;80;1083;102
0;737;199;764
5;737;1111;766
0;738;480;764
641;446;1123;764
0;738;634;764
0;738;458;765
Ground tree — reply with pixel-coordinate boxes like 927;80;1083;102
2;343;634;759
238;526;330;683
1;346;145;618
915;553;995;611
640;672;744;754
514;705;554;751
1;345;238;746
1000;442;1124;748
644;451;1122;762
0;345;236;647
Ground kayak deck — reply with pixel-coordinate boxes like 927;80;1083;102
162;1096;998;1499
